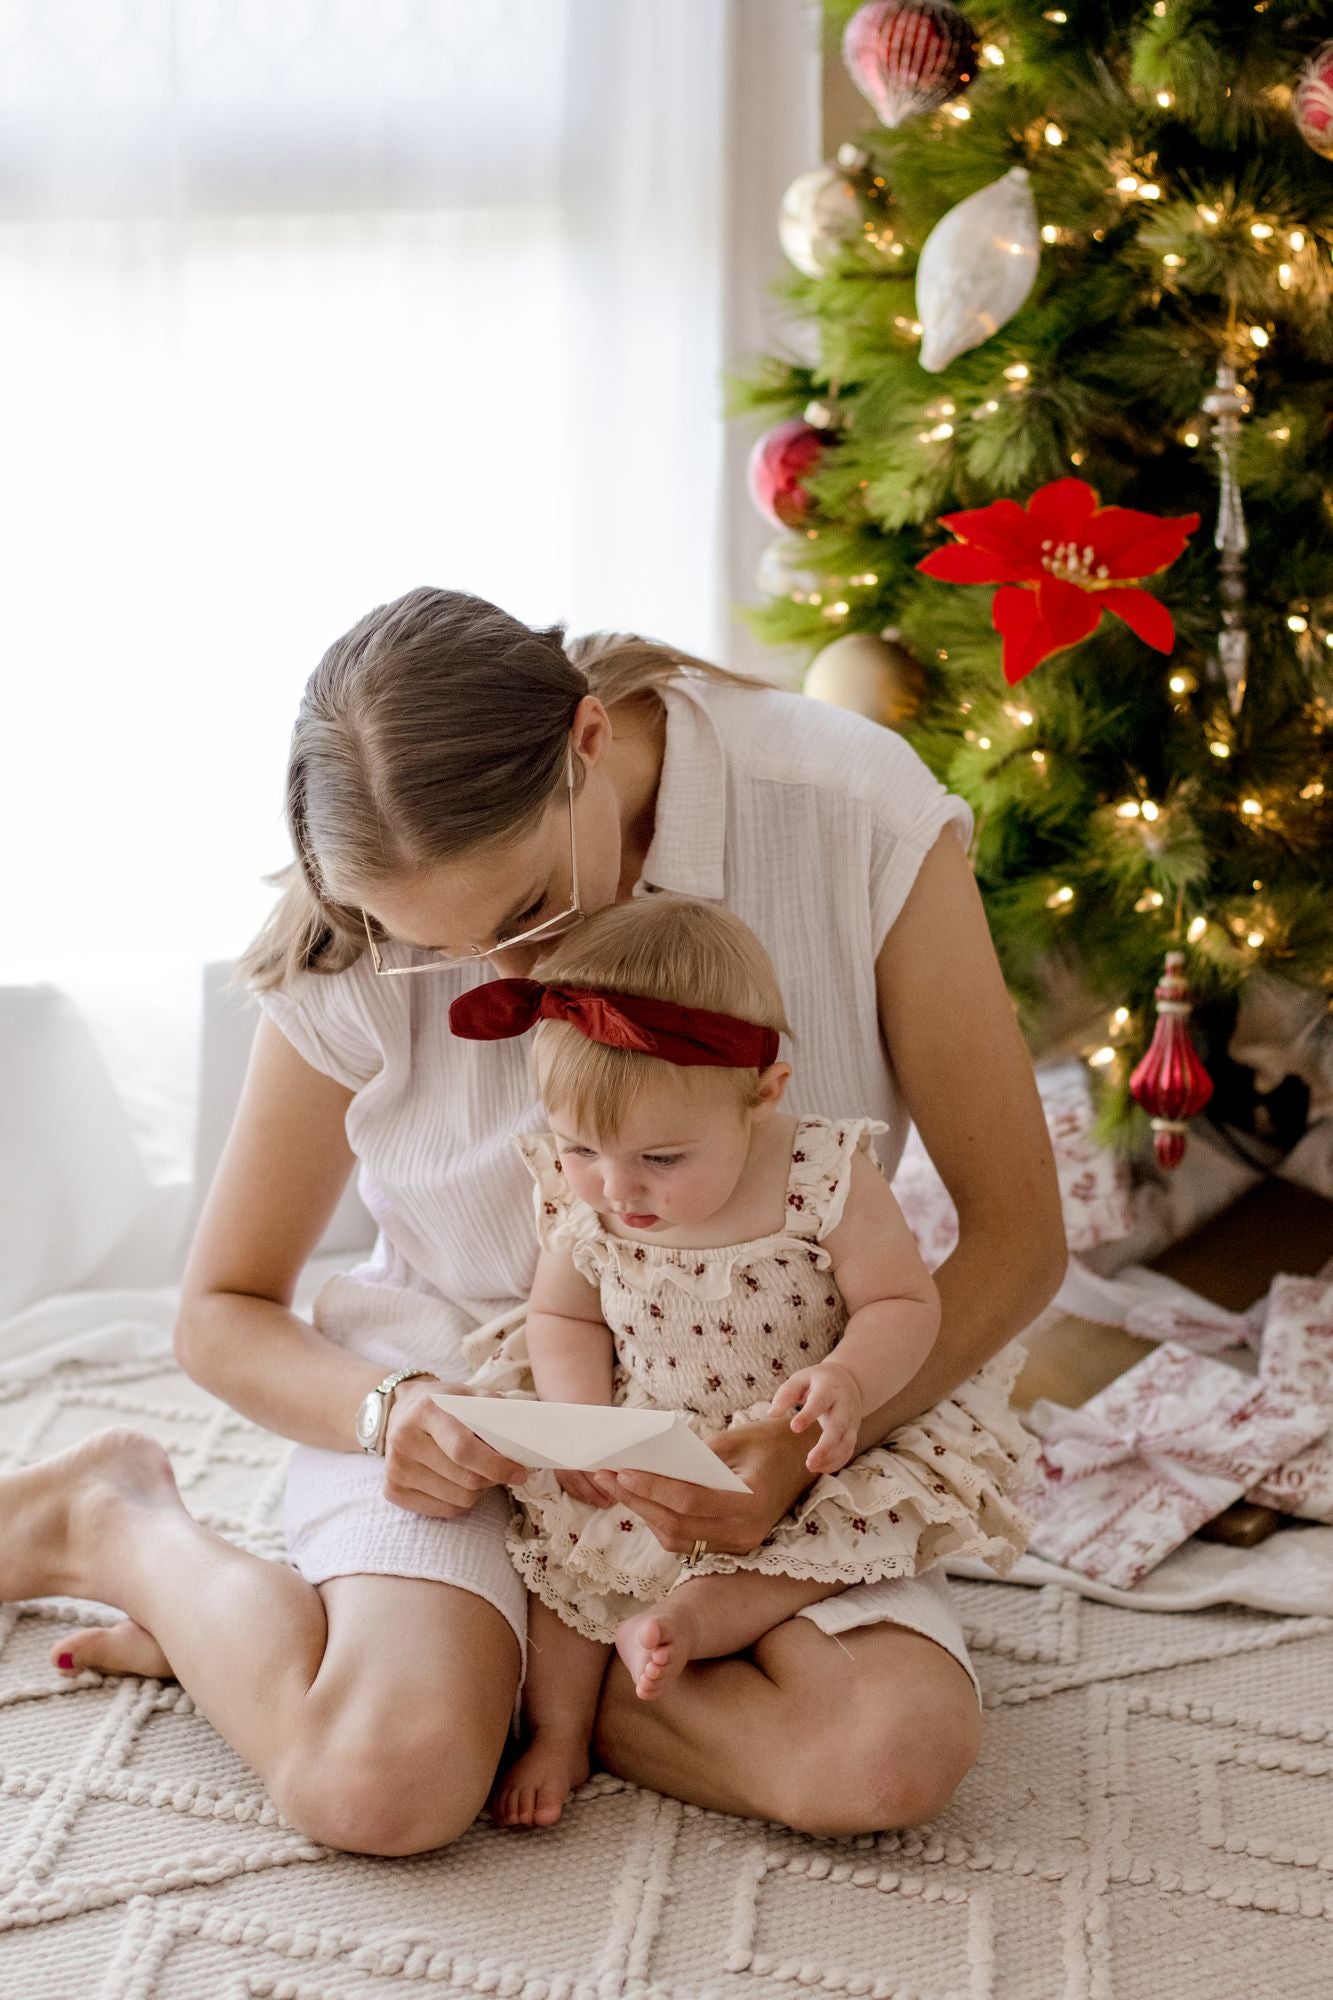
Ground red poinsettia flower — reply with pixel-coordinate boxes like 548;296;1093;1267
916;477;1200;684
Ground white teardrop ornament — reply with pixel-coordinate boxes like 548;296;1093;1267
915;166;1039;374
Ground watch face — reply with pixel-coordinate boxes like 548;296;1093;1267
355;1392;381;1448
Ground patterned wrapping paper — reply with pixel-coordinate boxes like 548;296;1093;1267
893;1058;1131;1271
1020;1340;1329;1590
1246;1274;1333;1521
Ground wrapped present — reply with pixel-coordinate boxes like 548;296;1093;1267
1246;1274;1333;1521
893;1059;1131;1271
1021;1339;1328;1589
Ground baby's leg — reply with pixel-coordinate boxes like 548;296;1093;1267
616;1569;842;1702
491;1599;611;1828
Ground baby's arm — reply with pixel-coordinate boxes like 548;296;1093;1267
770;1150;940;1476
526;1243;618;1506
527;1243;615;1406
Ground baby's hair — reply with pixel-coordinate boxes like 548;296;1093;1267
532;897;791;1141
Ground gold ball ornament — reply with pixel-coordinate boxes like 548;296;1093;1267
803;632;926;726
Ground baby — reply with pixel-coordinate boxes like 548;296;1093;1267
451;896;1031;1828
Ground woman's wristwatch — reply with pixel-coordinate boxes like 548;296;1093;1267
354;1367;437;1454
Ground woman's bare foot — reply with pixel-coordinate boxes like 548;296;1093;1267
489;1724;590;1828
51;1619;172;1680
0;1426;181;1607
615;1600;699;1701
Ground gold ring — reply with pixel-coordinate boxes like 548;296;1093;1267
688;1538;708;1565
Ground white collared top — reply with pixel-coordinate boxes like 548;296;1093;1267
259;676;972;1366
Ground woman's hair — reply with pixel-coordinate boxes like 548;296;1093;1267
239;587;766;993
531;897;791;1142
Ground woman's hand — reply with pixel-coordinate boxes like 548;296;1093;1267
595;1413;815;1558
381;1377;526;1519
769;1362;864;1477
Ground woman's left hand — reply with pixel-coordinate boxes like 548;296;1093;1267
597;1414;813;1558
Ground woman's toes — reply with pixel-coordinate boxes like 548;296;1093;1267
52;1620;172;1680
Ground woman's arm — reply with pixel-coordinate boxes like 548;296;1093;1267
596;823;1066;1554
177;1016;522;1512
526;1245;615;1405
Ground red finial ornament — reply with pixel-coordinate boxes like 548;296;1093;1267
1128;951;1214;1170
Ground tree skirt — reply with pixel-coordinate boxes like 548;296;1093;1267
3;1357;1333;2000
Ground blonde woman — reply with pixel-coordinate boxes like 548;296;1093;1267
4;587;1064;1854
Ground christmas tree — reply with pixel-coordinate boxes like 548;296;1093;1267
738;0;1333;1162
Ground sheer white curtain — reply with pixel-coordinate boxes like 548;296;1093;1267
0;0;820;1322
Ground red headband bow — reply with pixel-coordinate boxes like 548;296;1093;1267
448;978;780;1070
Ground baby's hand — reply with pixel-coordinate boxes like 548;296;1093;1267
769;1363;864;1478
555;1468;616;1508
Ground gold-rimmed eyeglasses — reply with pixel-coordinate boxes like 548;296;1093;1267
361;743;581;975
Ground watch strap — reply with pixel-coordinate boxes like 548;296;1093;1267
362;1366;436;1454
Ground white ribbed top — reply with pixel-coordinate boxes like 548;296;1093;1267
258;677;972;1371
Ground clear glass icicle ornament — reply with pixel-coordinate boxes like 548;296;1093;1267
1201;362;1252;715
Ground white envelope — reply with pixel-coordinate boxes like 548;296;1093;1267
431;1394;751;1494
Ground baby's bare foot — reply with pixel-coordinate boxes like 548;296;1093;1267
51;1619;172;1681
0;1428;180;1607
615;1603;698;1701
489;1725;590;1828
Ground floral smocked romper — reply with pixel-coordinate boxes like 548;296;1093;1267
465;1114;1036;1644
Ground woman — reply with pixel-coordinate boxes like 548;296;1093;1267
4;588;1064;1854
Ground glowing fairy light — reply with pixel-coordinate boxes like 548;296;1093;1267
1241;797;1263;815
1046;885;1075;908
1288;614;1308;631
1187;916;1208;942
1089;1046;1116;1067
1045;123;1066;146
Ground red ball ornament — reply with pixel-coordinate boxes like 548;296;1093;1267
747;418;829;530
1128;952;1215;1171
1294;40;1333;159
842;0;977;130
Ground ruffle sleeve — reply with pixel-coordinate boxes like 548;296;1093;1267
514;1131;610;1287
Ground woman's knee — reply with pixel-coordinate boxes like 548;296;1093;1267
272;1728;494;1857
781;1688;982;1838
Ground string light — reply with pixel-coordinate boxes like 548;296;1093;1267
981;43;1005;65
1156;90;1174;108
1139;183;1162;200
822;601;851;619
1270;425;1291;441
1289;230;1306;250
929;422;954;440
1117;800;1142;818
1250;222;1274;239
1163;253;1184;268
1288;613;1308;631
1044;8;1068;20
1047;885;1075;908
973;398;1000;417
1249;326;1270;348
1089;1046;1116;1067
1241;797;1263;815
1004;362;1030;381
1141;800;1160;821
1183;430;1200;447
948;103;971;120
977;735;992;749
1168;673;1191;693
1070;449;1085;464
1045;123;1066;146
1116;174;1140;192
1198;205;1220;225
1031;749;1046;764
1301;779;1325;798
1278;264;1293;288
1209;740;1232;758
1247;930;1266;948
1113;1007;1131;1028
1135;889;1165;911
1041;224;1060;244
1187;915;1208;942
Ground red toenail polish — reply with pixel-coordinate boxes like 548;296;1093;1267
57;1653;74;1671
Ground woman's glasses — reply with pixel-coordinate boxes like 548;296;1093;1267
361;743;581;975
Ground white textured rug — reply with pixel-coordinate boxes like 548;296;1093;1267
3;1357;1333;2000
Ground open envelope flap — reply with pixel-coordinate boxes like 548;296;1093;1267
431;1394;751;1493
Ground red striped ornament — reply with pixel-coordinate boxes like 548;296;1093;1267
842;0;977;130
1129;952;1215;1170
1294;40;1333;159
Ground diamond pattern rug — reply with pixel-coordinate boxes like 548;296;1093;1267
3;1356;1333;2000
